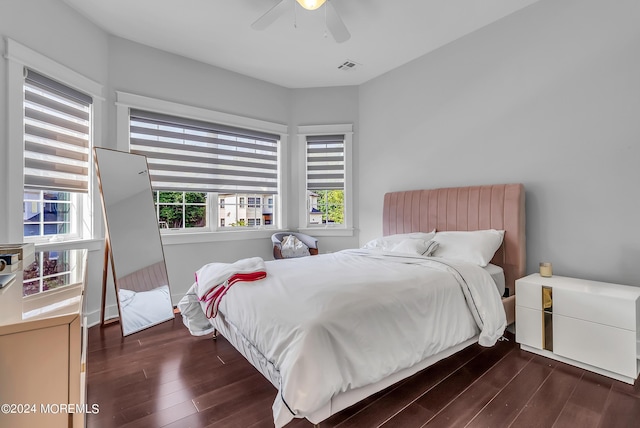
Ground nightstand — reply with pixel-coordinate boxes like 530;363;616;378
515;273;640;384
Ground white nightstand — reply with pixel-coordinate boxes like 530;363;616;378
515;273;640;384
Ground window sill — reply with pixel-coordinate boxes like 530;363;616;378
160;228;286;246
32;238;103;253
297;227;355;237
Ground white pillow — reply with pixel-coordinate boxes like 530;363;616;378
389;238;439;256
431;229;505;267
362;231;436;251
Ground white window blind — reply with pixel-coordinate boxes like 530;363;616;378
23;69;92;193
306;134;345;190
129;109;280;194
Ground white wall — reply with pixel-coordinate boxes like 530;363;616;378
290;87;361;252
0;3;360;326
107;36;291;128
358;0;640;285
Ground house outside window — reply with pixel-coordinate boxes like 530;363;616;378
308;192;323;225
23;191;72;237
218;194;274;227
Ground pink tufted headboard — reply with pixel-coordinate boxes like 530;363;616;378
382;183;526;293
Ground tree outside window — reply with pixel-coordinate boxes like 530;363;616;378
155;191;207;229
316;190;344;224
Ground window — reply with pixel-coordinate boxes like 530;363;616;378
154;191;207;229
22;69;93;242
7;39;103;298
127;107;282;231
306;135;345;225
298;125;353;235
22;250;72;296
23;191;72;237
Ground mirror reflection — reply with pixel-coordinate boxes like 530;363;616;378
94;148;174;336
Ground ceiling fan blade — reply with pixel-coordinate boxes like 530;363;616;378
251;0;289;31
326;1;350;43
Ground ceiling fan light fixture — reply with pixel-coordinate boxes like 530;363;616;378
296;0;326;11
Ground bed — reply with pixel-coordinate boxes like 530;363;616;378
178;183;525;427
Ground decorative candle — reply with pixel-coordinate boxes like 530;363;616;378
539;262;553;277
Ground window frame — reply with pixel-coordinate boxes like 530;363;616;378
5;38;104;247
297;124;353;237
115;91;289;245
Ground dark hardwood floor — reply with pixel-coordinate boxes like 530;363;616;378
86;315;640;428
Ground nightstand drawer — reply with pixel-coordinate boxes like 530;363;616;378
515;305;542;349
554;288;637;331
554;314;639;378
515;280;542;310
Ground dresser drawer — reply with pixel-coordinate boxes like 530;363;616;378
515;305;542;349
554;314;639;379
515;280;542;310
554;287;638;330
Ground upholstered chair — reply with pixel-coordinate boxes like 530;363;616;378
271;232;319;259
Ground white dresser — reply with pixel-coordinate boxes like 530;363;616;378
0;249;88;428
515;273;640;384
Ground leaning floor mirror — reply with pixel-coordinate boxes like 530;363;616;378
94;147;174;336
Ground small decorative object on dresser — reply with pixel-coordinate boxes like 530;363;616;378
0;242;35;266
539;262;553;277
0;272;15;289
516;273;640;384
0;253;19;265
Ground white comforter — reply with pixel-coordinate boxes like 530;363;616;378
178;249;506;427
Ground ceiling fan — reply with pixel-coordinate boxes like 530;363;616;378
251;0;351;43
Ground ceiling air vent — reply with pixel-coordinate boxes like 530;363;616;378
338;60;359;71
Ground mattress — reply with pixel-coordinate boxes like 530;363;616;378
484;263;506;296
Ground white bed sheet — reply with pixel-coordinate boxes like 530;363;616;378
179;250;506;427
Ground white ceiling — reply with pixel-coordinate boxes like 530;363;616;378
62;0;540;89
